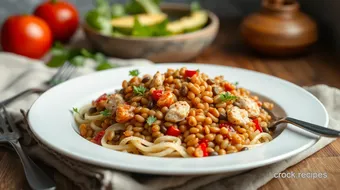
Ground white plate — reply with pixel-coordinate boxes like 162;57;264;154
28;64;329;175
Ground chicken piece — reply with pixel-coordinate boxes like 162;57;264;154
115;104;135;123
227;106;250;126
157;91;176;108
235;96;260;117
105;94;125;113
150;71;165;88
165;101;190;122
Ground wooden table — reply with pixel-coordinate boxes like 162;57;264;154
1;19;340;189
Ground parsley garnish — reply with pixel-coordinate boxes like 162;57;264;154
146;116;157;126
100;109;111;116
234;81;239;86
219;92;238;102
133;86;146;96
196;69;200;72
129;69;140;77
72;107;79;114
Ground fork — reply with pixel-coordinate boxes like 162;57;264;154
0;105;56;190
263;107;340;137
0;61;76;106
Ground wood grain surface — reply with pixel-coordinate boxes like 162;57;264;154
0;19;339;190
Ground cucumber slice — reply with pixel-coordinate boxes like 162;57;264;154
111;14;167;34
167;11;208;34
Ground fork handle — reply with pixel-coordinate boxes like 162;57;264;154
285;117;340;137
9;140;56;190
1;88;45;106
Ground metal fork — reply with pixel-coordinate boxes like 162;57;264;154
0;105;56;189
0;62;76;106
263;107;340;137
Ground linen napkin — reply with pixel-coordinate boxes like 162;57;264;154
0;52;339;190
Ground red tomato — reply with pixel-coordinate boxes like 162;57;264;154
253;119;263;133
1;15;52;59
152;90;163;101
166;126;181;137
184;70;197;78
34;0;79;42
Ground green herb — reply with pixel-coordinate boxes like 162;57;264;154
146;116;157;125
72;107;79;114
234;81;239;86
129;69;140;76
85;9;112;35
219;92;238;102
133;86;147;96
196;69;200;72
47;43;117;71
190;1;201;12
112;3;125;18
132;17;170;37
95;0;111;18
100;109;111;116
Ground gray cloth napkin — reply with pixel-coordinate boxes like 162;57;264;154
0;52;339;190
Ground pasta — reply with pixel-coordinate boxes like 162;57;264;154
74;68;275;157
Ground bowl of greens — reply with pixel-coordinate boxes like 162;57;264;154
83;0;219;62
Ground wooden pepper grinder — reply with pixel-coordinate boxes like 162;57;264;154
241;0;318;56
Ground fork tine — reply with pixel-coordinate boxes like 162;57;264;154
48;61;70;84
0;106;9;133
48;61;75;86
2;105;20;134
60;65;76;81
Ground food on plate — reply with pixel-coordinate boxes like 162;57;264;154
74;68;274;157
34;0;79;42
85;0;209;37
1;15;52;59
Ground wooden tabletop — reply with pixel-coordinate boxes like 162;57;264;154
1;19;340;189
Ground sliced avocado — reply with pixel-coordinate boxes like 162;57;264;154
167;11;208;34
111;14;167;34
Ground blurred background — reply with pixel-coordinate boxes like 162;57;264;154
0;0;339;51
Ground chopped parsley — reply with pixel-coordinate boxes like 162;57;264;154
72;107;79;114
100;109;111;117
146;116;157;126
133;86;146;96
129;69;140;77
196;69;200;72
219;92;238;102
234;81;239;86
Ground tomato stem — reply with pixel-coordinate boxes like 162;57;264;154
51;0;58;4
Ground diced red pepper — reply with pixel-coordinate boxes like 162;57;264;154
95;93;107;103
224;83;235;92
92;131;105;145
184;70;197;78
199;138;209;146
198;141;208;157
253;119;263;132
166;126;181;137
152;90;163;101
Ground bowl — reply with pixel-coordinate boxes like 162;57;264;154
83;3;219;62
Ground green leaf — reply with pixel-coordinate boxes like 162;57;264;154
96;62;116;71
70;56;86;66
125;0;161;14
72;107;79;114
112;4;125;18
93;52;107;63
47;54;68;67
85;9;112;35
100;109;111;116
191;1;201;12
95;0;111;18
80;48;94;58
146;116;157;125
132;17;170;37
133;86;146;96
219;92;238;102
129;69;140;76
234;81;239;86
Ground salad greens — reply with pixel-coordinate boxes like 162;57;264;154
47;42;117;71
85;0;208;37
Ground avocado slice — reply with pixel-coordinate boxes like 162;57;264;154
125;0;162;14
167;11;208;34
111;14;167;34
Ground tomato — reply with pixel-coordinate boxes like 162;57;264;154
184;70;197;78
152;90;163;101
1;15;52;59
253;119;263;132
34;0;79;42
92;131;105;145
166;126;181;137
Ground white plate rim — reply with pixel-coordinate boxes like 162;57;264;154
28;63;329;175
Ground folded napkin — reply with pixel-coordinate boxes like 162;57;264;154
0;52;339;190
